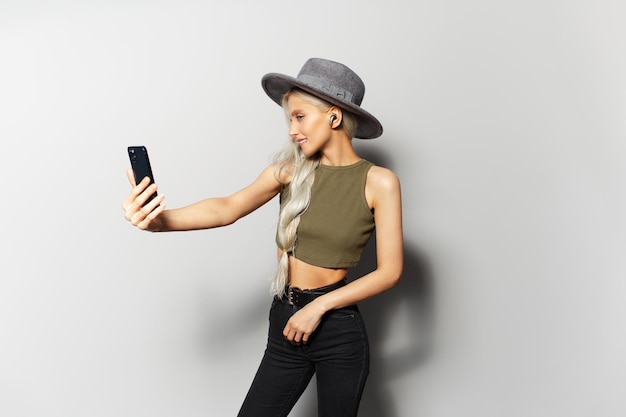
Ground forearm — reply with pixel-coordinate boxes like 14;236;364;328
313;267;402;313
157;198;236;232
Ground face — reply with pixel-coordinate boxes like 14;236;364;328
286;95;333;157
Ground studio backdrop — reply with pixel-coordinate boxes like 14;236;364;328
0;1;624;416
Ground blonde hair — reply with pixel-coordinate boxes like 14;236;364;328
270;89;357;297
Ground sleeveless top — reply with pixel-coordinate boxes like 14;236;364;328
277;159;375;268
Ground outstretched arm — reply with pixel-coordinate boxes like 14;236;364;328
122;164;282;232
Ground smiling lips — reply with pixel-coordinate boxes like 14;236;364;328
296;137;308;144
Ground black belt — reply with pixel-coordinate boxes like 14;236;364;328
282;280;346;307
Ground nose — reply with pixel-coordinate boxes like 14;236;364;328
288;120;299;138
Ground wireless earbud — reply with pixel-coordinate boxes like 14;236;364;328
329;115;337;126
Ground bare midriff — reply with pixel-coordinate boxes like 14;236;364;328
287;255;347;290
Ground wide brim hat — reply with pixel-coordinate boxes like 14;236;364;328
261;58;383;139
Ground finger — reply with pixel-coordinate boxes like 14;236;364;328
134;183;159;211
141;192;165;215
283;327;298;344
130;194;164;226
289;328;306;346
126;167;137;187
122;177;153;212
123;183;156;219
138;183;159;206
136;202;165;230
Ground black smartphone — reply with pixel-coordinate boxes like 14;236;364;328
127;146;157;205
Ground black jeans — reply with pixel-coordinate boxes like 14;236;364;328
237;296;370;417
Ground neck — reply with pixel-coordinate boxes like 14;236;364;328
319;132;360;166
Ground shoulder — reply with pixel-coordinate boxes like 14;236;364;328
366;164;401;191
365;164;401;209
244;163;284;194
272;161;295;185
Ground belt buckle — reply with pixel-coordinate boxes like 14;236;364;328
287;286;301;305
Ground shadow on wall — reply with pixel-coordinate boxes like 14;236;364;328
294;237;435;417
358;238;434;417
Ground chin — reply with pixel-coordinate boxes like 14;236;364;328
302;149;321;159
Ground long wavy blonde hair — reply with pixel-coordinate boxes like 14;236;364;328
270;89;357;297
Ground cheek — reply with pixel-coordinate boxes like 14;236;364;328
308;118;327;135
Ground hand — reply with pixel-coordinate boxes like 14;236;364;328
282;302;325;346
122;168;166;231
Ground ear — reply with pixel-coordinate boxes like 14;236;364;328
328;107;343;128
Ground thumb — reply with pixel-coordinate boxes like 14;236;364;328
126;167;137;187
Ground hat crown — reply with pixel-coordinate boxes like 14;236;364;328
296;58;365;107
261;57;382;138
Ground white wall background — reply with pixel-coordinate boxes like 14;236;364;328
1;1;624;416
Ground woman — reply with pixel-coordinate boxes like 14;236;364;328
122;58;403;417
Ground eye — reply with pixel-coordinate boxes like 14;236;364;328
295;115;304;120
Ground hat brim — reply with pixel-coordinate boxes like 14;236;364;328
262;73;383;139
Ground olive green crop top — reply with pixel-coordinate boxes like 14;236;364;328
277;159;375;268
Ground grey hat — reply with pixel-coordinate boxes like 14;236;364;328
261;58;383;139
